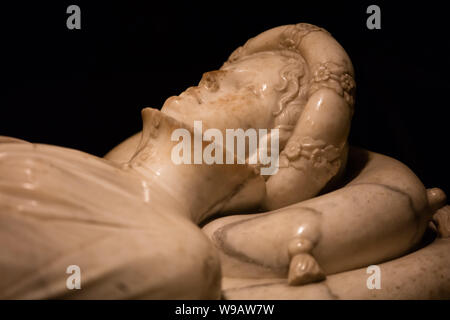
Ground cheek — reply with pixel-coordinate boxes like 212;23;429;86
213;90;259;111
210;92;275;128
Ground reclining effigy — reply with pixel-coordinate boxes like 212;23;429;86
0;23;449;299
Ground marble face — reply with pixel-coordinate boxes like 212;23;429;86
162;52;293;132
0;23;449;300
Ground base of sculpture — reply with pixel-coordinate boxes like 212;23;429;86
221;234;450;299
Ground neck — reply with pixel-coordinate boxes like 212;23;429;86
126;108;261;224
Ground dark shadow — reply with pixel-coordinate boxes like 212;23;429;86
319;146;370;195
409;224;438;253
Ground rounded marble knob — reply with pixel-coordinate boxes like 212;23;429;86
287;238;313;258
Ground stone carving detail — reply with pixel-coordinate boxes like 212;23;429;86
309;62;356;108
280;136;342;174
280;24;355;108
279;23;329;50
0;23;448;300
229;23;328;64
229;22;355;115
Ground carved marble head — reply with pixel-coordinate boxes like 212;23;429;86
161;23;355;151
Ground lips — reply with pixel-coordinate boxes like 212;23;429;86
183;87;203;104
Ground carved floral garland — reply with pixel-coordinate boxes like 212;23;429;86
228;23;353;174
279;24;356;108
280;136;341;173
309;62;356;107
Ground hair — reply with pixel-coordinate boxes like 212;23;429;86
223;50;310;150
272;50;309;129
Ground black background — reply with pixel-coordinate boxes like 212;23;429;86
1;1;449;195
